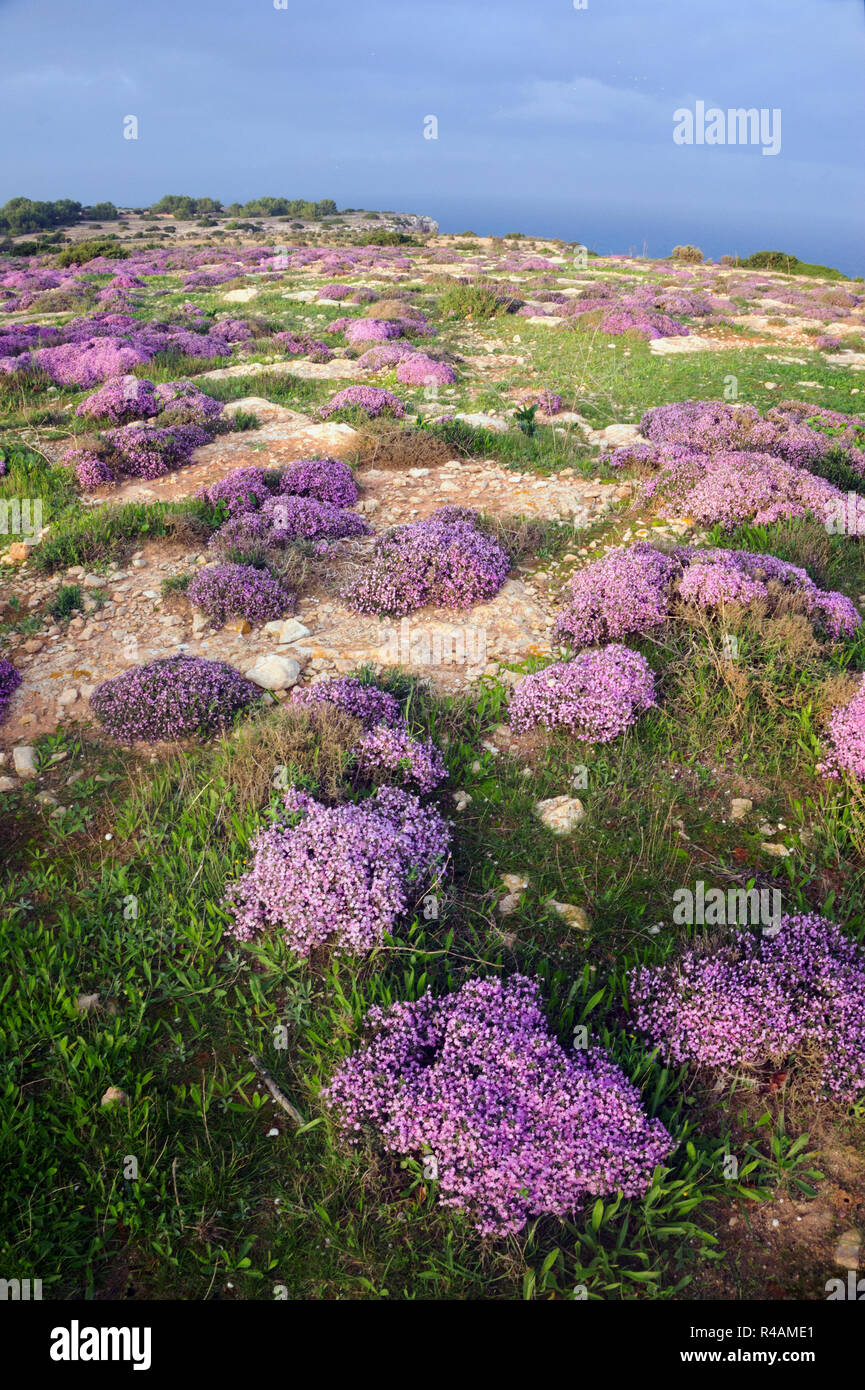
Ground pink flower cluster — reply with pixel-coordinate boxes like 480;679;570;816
611;444;846;530
0;657;21;724
279;456;358;508
510;646;657;741
319;386;406;420
274;331;333;362
675;548;860;639
395;354;456;387
354;722;448;792
630;914;865;1103
187;563;295;626
200;466;273;517
344;318;405;344
817;675;865;781
554;542;859;648
224;784;450;956
90;655;260;742
355;342;417;372
75;374;159;424
344;511;509;616
290;675;402;729
633;399;865;477
323;974;673;1235
554;542;679;647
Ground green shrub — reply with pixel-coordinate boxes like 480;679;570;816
56;239;127;267
437;281;511;320
49;583;84;621
671;245;704;263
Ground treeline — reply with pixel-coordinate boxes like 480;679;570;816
0;197;119;234
150;195;339;219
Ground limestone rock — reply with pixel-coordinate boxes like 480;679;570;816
534;795;585;835
12;745;37;778
834;1229;861;1271
547;900;591;931
100;1086;129;1107
244;654;301;691
277;618;311;646
730;797;753;821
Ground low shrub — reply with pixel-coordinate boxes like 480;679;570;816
323;974;673;1235
224;784;450;955
90;655;260;741
187;562;294;626
630;914;865;1103
509;646;658;741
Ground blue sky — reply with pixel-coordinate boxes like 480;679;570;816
1;0;863;272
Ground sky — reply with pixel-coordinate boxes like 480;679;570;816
1;0;863;273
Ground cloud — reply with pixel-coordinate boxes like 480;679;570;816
499;76;668;127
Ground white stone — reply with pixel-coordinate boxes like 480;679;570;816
546;900;591;931
730;797;753;821
501;873;529;893
277;619;311;646
534;795;585;835
244;654;301;691
834;1229;861;1271
12;746;37;778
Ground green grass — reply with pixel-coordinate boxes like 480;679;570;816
3;623;863;1299
31;496;221;574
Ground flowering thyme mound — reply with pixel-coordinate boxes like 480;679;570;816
629;914;865;1103
187;564;294;627
395;354;457;388
554;542;859;648
260;495;370;544
318;386;405;420
76;374;159;424
639;399;865;476
279;456;358;508
200;466;272;517
817;675;865;781
354;723;448;792
224;785;450;956
676;548;860;640
289;675;402;729
102;422;207;481
155;378;225;429
344;513;509;616
554;542;680;647
0;657;22;724
323;975;673;1236
611;444;846;530
90;656;260;742
211;495;370;552
510;647;657;742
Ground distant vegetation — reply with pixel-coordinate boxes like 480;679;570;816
150;194;339;220
738;249;851;280
0;196;119;235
